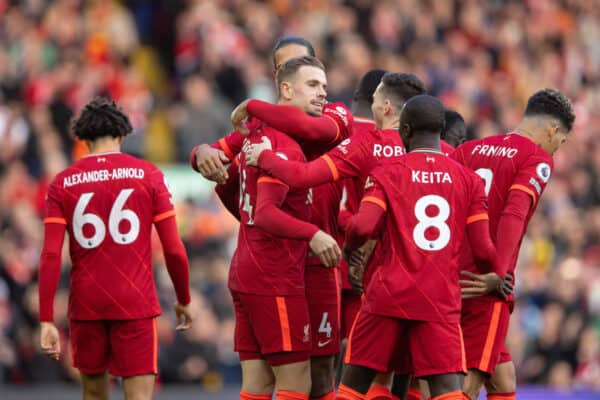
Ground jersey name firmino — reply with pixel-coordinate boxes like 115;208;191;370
471;144;518;158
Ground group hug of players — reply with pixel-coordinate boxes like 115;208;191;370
190;37;575;400
36;35;575;400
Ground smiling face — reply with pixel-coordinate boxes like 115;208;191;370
279;65;327;116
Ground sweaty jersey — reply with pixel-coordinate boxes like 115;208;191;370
361;150;488;323
44;152;175;320
229;124;312;296
450;133;553;277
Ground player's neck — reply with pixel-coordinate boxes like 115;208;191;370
514;124;540;146
381;117;399;130
408;135;440;152
351;103;372;119
86;138;122;154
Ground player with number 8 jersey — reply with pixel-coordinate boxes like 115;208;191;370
38;98;191;400
338;96;497;400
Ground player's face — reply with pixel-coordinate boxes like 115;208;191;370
545;124;569;155
273;44;312;73
283;66;327;116
444;124;467;147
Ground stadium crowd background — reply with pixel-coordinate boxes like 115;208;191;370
0;0;599;392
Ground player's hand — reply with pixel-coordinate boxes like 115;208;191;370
40;322;60;360
194;144;230;184
174;302;193;331
231;99;251;135
347;248;366;294
245;136;272;167
310;230;342;267
459;271;512;300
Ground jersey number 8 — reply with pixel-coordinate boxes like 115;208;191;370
413;194;450;251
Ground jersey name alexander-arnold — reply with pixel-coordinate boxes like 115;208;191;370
411;170;453;184
63;168;145;187
470;144;518;158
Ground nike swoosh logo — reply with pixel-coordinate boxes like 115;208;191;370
317;339;332;348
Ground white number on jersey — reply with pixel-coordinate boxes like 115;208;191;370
475;168;493;196
73;189;140;249
239;167;254;225
413;194;451;251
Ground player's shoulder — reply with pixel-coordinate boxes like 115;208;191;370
323;102;353;127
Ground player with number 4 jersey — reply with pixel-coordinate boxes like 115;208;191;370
38;98;192;400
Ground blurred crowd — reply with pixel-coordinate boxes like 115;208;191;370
0;0;599;391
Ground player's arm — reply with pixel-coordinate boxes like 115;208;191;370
344;178;387;253
189;131;244;182
215;163;241;221
461;175;512;299
154;214;193;330
38;184;67;360
152;170;193;330
246;134;367;189
254;176;341;267
245;99;340;142
494;189;532;277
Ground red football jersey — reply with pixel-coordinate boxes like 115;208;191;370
229;125;312;296
441;140;455;156
337;117;376;289
323;128;406;199
451;133;553;277
294;102;354;266
44;152;175;320
360;150;488;323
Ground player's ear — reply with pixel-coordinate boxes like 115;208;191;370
279;81;293;101
383;99;392;115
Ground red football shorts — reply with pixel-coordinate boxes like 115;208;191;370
231;290;311;365
69;318;157;377
345;310;466;378
341;290;362;340
461;297;511;374
305;265;341;356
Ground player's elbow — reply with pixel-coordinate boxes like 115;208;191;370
252;205;272;231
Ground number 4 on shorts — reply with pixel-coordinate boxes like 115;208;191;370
318;312;332;338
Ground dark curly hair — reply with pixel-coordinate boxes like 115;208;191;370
71;97;133;141
353;69;387;104
525;89;575;132
380;73;426;111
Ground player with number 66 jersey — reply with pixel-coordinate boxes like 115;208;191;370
38;98;192;400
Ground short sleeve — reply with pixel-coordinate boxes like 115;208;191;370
44;180;67;225
510;153;553;206
466;171;489;224
151;168;176;223
323;102;354;144
360;172;388;212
